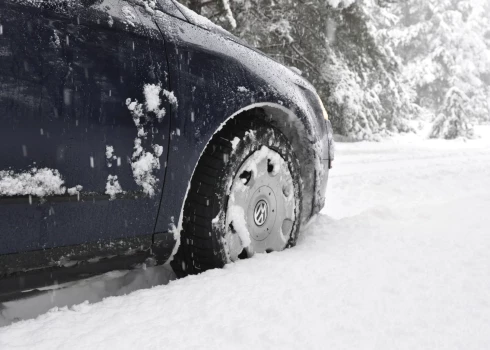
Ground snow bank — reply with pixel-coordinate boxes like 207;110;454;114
2;128;490;348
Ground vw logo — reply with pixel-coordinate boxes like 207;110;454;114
254;200;268;226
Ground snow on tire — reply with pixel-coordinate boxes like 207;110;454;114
171;115;302;276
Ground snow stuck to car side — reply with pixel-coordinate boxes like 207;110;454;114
0;168;83;199
0;168;66;197
230;136;240;149
105;145;118;168
67;185;83;201
131;140;163;197
125;83;175;197
105;175;124;200
143;84;166;121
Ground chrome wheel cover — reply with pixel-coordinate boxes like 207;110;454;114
225;146;296;261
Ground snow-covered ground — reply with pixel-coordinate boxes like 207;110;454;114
1;126;490;349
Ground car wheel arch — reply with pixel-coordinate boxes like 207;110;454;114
164;101;320;263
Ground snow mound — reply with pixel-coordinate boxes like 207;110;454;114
1;129;490;348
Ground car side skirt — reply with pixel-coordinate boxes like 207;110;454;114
0;232;176;302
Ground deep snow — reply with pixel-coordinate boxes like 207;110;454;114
1;126;490;349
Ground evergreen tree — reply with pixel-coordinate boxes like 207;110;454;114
388;0;490;123
179;0;420;140
177;0;489;139
430;87;474;139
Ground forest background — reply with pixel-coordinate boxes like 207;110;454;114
179;0;490;140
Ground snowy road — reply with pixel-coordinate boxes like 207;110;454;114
1;127;490;349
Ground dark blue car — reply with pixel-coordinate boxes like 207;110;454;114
0;0;334;300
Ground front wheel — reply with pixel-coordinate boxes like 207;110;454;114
171;116;302;276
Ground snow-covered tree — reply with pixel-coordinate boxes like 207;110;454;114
387;0;490;123
183;0;236;28
179;0;420;140
177;0;489;139
430;87;474;139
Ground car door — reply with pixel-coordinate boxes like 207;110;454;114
0;0;170;260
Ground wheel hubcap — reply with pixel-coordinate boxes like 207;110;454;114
225;146;296;261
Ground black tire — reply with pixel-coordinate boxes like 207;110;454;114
171;114;302;276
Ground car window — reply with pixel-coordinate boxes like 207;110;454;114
155;0;186;20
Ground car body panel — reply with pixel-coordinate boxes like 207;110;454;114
149;8;331;234
0;0;170;257
0;0;332;285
